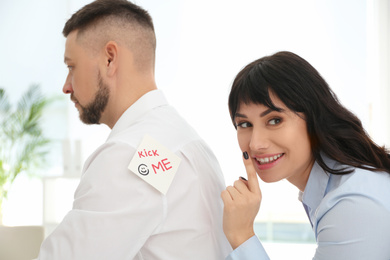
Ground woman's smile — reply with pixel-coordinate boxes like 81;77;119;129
253;153;284;171
255;153;284;165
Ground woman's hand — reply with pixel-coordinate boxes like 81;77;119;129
221;152;262;249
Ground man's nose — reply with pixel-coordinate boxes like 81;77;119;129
62;75;73;94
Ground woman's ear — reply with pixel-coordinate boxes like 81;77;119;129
104;41;118;77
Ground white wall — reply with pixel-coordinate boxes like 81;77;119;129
367;0;390;146
0;0;388;243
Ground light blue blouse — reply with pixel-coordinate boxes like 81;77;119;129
226;155;390;260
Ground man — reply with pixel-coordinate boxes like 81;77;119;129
38;0;231;259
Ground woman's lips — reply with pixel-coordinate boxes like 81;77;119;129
254;153;284;170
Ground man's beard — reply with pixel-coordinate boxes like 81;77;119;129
75;73;110;125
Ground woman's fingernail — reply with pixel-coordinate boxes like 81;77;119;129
243;151;249;160
240;176;247;181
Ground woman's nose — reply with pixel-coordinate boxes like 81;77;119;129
249;129;269;151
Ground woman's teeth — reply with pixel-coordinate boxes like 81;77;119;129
256;154;283;164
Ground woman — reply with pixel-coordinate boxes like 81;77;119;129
221;51;390;260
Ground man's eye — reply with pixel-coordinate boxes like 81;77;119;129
268;118;281;125
236;122;252;128
67;66;74;71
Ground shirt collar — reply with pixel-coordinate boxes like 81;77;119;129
300;153;337;212
108;90;168;139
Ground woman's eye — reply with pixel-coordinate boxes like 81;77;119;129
67;66;74;72
236;122;252;128
268;118;281;125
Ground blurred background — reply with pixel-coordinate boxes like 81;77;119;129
0;0;389;259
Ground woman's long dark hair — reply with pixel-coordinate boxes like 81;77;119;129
229;51;390;175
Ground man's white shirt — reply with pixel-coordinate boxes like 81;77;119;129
38;90;231;259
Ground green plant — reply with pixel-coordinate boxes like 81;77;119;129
0;85;50;222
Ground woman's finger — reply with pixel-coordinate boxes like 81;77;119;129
243;151;261;195
221;189;233;203
233;179;250;193
225;185;241;199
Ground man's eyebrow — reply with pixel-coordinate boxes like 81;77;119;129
64;56;71;64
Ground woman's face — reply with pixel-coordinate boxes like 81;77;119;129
234;92;314;191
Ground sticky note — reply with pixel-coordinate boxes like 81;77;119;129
128;134;181;195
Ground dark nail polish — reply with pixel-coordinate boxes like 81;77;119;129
240;176;247;181
243;151;249;160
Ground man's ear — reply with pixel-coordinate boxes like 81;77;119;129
104;41;118;77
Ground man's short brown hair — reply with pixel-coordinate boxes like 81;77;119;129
63;0;156;70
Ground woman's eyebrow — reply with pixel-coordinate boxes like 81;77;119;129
260;107;284;117
234;113;247;118
235;110;273;118
235;107;285;119
260;108;273;117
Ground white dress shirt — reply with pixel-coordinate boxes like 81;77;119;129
38;90;231;260
226;154;390;259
